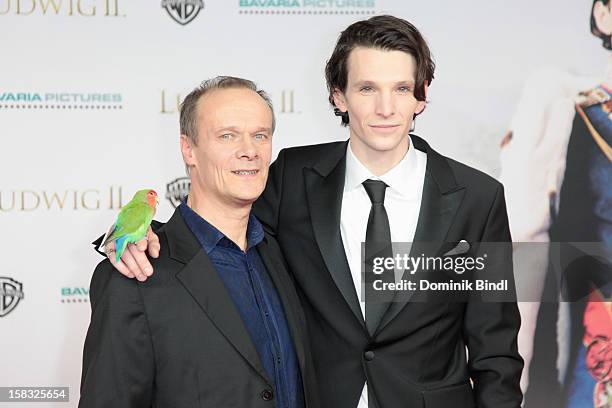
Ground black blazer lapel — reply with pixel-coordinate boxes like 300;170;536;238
378;135;466;332
303;141;365;327
164;210;271;383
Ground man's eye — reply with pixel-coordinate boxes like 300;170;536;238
254;133;268;140
220;133;233;140
397;86;412;93
359;86;374;93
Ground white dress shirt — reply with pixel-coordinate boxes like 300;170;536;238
339;135;427;408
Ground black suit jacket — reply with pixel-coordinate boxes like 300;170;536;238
251;135;523;408
80;208;318;408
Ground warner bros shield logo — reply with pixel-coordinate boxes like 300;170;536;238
161;0;204;26
0;277;24;317
166;177;191;208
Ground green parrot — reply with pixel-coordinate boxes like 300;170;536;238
102;189;159;263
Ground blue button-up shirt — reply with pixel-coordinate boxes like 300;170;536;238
179;202;304;408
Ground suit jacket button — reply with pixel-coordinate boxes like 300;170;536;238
261;389;274;401
364;350;375;361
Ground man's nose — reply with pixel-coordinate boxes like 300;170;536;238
237;135;258;159
375;92;395;118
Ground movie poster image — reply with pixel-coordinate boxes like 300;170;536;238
501;1;612;406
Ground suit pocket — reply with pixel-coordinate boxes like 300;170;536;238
422;383;474;408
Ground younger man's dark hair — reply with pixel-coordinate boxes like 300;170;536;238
325;15;435;126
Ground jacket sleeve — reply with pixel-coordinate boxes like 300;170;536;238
79;260;155;408
463;184;524;408
253;148;288;236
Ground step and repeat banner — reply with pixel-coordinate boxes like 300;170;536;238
1;1;609;407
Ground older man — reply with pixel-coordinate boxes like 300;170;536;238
79;77;317;408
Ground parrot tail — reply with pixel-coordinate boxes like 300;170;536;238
115;235;130;264
101;224;117;248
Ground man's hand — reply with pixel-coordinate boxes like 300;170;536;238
104;226;160;281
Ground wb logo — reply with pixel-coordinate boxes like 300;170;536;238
162;0;204;26
0;277;24;317
166;177;191;208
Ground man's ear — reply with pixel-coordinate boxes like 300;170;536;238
180;135;196;168
332;88;348;113
594;1;612;35
415;81;429;115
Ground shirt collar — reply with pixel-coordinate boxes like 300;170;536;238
344;135;419;198
178;198;264;254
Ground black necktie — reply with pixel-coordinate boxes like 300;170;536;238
362;179;394;337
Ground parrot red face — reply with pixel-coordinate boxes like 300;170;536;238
147;190;159;208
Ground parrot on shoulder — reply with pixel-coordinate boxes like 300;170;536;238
102;189;159;263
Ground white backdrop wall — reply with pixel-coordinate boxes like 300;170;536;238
0;1;604;406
